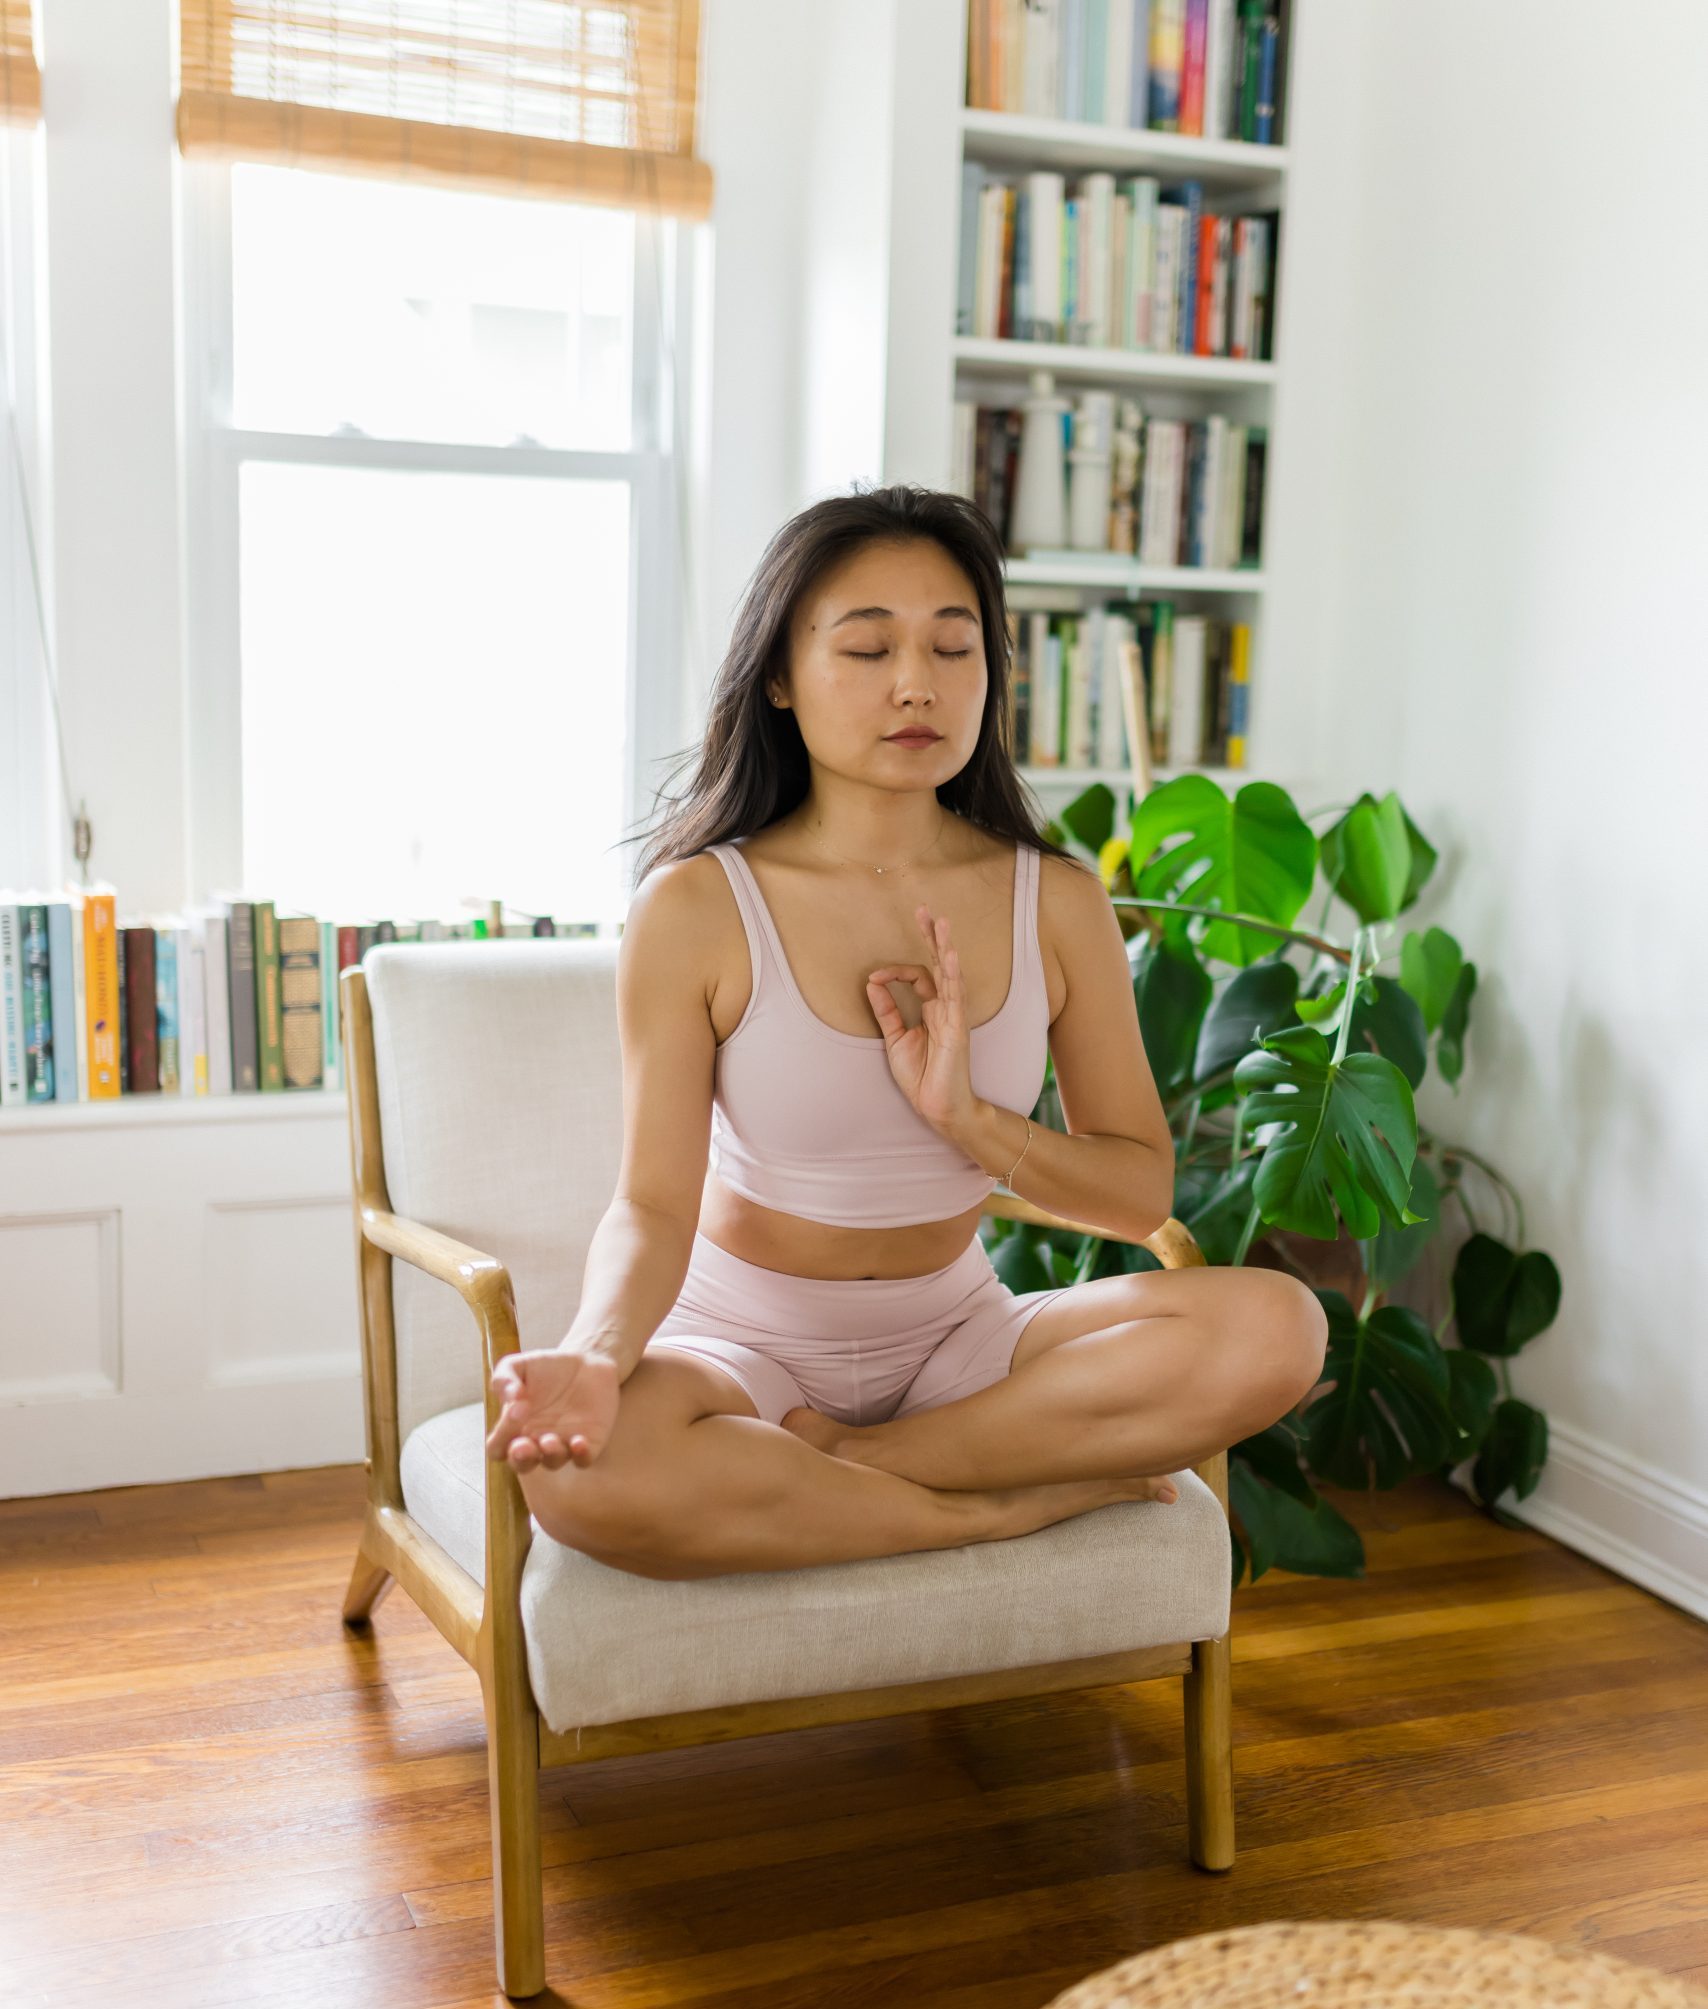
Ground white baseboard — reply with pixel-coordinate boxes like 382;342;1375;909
1449;1415;1708;1625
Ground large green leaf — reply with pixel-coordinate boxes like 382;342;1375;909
1473;1397;1549;1505
988;1231;1055;1293
1194;957;1301;1081
1437;960;1478;1085
1301;1291;1466;1489
1228;1456;1365;1583
1176;1155;1261;1268
1232;1420;1318;1506
1233;1023;1427;1239
1057;781;1119;857
1365;1152;1440;1289
1451;1232;1562;1357
1133;920;1212;1099
1399;925;1464;1033
1128;776;1318;967
1348;975;1430;1089
1445;1345;1500;1450
1320;792;1439;922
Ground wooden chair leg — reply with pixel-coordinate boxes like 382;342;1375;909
1183;1631;1235;1870
483;1641;545;1997
341;1544;395;1625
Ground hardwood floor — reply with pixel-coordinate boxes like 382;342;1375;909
1;1465;1705;2007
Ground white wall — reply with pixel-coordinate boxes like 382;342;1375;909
1265;0;1708;1604
11;0;1707;1606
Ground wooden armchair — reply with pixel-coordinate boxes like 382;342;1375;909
337;944;1234;2000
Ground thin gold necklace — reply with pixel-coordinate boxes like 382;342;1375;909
802;803;949;876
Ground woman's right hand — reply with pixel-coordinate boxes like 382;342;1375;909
485;1346;623;1472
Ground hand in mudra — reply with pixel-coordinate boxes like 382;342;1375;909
865;903;980;1136
484;1347;621;1473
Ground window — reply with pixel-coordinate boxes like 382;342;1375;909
0;114;49;895
182;157;693;929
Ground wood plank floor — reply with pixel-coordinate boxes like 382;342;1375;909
2;1464;1705;2007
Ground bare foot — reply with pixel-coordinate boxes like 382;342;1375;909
986;1470;1179;1543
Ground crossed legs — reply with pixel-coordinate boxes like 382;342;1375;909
510;1351;1181;1581
785;1262;1329;1492
509;1264;1327;1582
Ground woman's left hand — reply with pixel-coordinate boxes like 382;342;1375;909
865;904;980;1136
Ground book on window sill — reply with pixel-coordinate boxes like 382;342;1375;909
0;890;608;1112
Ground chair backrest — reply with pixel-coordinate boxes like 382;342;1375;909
362;939;624;1442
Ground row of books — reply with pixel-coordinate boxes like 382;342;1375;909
0;892;594;1108
958;400;1267;573
960;167;1277;362
967;0;1289;146
1007;602;1252;772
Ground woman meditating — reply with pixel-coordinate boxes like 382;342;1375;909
485;483;1328;1580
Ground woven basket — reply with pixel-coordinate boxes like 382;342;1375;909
1042;1918;1708;2008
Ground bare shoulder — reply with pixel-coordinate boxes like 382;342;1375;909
1036;847;1109;1022
620;850;736;1006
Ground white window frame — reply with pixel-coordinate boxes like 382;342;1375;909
1;120;54;894
178;153;699;916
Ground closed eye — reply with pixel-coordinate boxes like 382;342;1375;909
847;648;973;660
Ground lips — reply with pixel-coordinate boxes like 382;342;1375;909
885;731;941;742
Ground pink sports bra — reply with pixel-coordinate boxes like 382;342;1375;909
704;835;1051;1229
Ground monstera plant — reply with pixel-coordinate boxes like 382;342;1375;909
984;774;1561;1589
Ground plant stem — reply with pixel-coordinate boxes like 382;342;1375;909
1231;1195;1263;1268
1442;1142;1527;1246
1331;925;1366;1068
1111;897;1352;963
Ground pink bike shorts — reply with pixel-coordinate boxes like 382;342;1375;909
645;1228;1076;1428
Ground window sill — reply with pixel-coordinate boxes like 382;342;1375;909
0;1090;350;1134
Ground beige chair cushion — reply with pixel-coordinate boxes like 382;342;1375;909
401;1402;1232;1734
365;941;626;1443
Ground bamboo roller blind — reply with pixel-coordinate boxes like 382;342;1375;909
178;0;711;218
1;0;40;125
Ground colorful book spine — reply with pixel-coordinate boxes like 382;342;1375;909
1227;623;1251;766
198;909;231;1096
1148;0;1184;130
81;884;121;1098
319;919;341;1090
121;923;158;1093
278;916;324;1090
17;902;52;1101
253;899;284;1092
48;899;79;1101
1237;0;1266;141
1180;0;1208;135
0;902;22;1105
223;900;259;1092
155;927;180;1093
1252;6;1278;142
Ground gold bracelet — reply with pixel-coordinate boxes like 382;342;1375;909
1004;1114;1033;1186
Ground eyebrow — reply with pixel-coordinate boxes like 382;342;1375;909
830;604;980;627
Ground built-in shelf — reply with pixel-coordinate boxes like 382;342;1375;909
0;1090;349;1132
954;335;1277;391
1005;556;1264;593
958;107;1289;191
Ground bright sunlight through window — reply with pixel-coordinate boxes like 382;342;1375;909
226;164;639;930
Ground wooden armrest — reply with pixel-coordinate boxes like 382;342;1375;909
359;1203;521;1363
356;1200;532;1643
982;1190;1208;1271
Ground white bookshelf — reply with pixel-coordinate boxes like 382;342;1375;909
942;18;1296;811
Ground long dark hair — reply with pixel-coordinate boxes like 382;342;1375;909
624;481;1084;884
